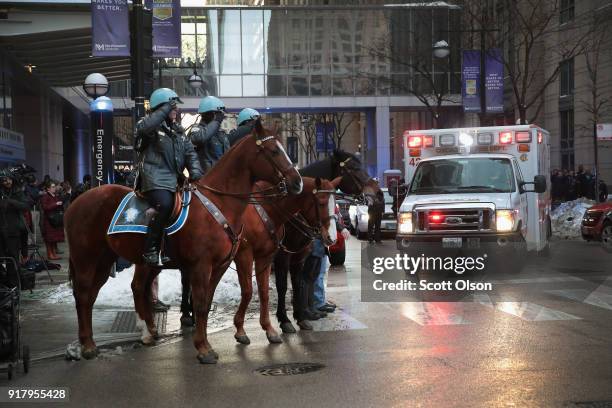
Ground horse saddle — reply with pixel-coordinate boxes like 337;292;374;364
107;190;191;236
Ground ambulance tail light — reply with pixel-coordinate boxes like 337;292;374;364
423;135;434;147
517;144;530;152
408;135;423;148
515;131;531;143
499;131;513;144
409;148;421;157
439;134;456;146
477;133;493;145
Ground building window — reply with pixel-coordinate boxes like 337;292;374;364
560;58;574;97
560;109;574;170
560;0;574;24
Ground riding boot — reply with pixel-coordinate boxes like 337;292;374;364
158;232;171;264
143;215;165;267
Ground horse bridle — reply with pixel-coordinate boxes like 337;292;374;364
278;188;335;254
199;133;297;202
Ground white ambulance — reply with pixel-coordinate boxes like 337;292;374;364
396;125;551;262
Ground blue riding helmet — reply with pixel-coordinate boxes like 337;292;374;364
198;96;225;114
237;108;260;126
149;88;182;110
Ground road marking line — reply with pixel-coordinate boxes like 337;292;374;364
480;301;582;321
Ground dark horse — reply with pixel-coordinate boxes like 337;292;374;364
65;121;302;364
274;150;382;332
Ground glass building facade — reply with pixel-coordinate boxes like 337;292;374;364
146;5;461;99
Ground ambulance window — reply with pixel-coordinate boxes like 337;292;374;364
513;159;524;186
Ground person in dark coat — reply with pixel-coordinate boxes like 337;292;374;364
368;188;385;244
71;175;91;202
0;175;29;287
134;87;203;267
40;181;65;260
189;98;256;174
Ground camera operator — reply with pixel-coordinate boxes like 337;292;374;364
0;174;29;287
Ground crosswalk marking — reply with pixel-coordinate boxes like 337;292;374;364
486;302;582;321
309;310;368;331
548;279;612;312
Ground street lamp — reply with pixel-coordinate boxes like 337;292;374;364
433;40;450;59
188;71;204;89
83;73;109;98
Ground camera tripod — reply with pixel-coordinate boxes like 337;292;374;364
24;212;53;283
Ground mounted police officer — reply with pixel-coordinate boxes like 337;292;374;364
134;88;203;267
190;96;260;174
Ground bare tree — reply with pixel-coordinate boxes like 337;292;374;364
463;0;592;124
328;112;356;151
297;113;318;165
359;33;459;128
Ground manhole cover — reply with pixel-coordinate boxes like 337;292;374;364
255;362;325;376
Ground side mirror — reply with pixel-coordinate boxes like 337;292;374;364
520;175;547;194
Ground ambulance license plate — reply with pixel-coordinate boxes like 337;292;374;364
442;237;462;248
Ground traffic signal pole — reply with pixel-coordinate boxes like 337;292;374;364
132;0;146;121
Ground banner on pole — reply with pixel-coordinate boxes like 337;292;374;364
485;48;504;113
597;124;612;141
461;50;481;113
315;123;336;153
145;0;182;58
91;0;130;57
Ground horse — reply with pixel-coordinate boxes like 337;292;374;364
65;120;303;364
231;176;341;345
274;150;382;332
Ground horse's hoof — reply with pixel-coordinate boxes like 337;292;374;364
141;337;156;346
297;320;313;331
210;349;219;359
197;352;218;364
151;329;160;340
266;333;283;344
234;334;251;345
81;347;98;360
180;315;195;327
280;322;297;334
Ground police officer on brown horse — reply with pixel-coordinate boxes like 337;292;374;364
134;88;203;267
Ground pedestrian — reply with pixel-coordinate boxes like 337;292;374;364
368;188;385;244
575;165;587;198
313;207;350;314
71;175;91;202
40;181;65;260
0;174;29;287
59;181;72;207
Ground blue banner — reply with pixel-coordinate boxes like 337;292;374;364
462;50;481;113
91;0;130;57
315;123;336;153
146;0;182;58
485;48;504;113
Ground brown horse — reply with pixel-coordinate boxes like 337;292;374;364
232;176;340;345
65;121;302;364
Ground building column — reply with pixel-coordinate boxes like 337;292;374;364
365;109;376;177
375;105;391;182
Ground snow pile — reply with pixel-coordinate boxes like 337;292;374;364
45;264;260;308
551;198;595;240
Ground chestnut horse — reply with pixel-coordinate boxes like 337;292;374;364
65;121;302;364
274;152;382;332
232;176;341;345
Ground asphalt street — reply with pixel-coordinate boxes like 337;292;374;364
2;237;612;408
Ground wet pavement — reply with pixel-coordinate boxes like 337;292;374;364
3;238;612;407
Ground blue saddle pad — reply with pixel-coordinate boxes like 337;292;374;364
107;191;191;236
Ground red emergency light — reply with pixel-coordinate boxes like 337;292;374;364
423;135;434;147
429;213;443;223
515;131;531;143
537;131;543;144
408;135;423;148
499;131;513;144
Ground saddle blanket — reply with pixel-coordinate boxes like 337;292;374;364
107;191;191;236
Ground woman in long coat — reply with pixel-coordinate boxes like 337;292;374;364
40;181;65;260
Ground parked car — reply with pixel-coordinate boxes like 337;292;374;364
581;202;612;252
348;188;396;239
328;229;346;265
335;197;353;233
